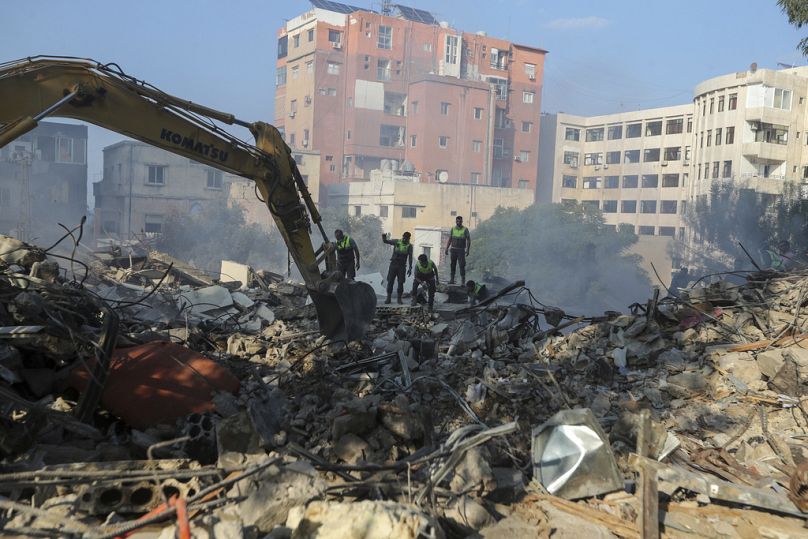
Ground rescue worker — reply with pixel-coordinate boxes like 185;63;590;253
382;231;413;304
411;253;439;310
466;280;489;306
668;267;689;297
334;229;360;280
445;215;470;284
761;240;793;271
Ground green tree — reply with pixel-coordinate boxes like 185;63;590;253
778;0;808;56
157;200;286;275
317;206;390;274
468;203;650;314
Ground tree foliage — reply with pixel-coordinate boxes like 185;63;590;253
157;200;286;275
467;203;651;314
778;0;808;56
683;181;808;270
317;206;390;273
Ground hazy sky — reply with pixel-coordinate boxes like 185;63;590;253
3;0;804;202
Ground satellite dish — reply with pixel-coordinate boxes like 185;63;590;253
438;171;449;183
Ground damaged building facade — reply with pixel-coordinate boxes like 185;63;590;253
0;121;87;243
275;0;546;193
93;141;240;239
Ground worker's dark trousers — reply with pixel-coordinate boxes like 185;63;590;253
337;259;355;280
450;249;466;283
412;277;436;307
386;264;406;297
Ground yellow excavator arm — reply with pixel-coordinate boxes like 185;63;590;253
0;56;375;340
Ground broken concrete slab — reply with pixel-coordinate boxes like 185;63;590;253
292;500;444;539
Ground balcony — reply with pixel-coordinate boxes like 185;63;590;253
742;141;787;162
745;107;792;127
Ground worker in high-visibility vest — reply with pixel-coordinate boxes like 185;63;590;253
444;215;470;284
382;231;413;304
334;229;360;280
466;280;489;306
411;254;439;310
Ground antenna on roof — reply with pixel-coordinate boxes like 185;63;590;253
382;0;392;15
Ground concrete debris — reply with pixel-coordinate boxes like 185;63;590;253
3;233;808;536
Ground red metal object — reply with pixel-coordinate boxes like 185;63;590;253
67;341;239;429
174;498;191;539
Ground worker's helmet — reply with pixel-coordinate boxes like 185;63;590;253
417;254;427;263
334;229;343;238
466;280;475;290
403;232;411;239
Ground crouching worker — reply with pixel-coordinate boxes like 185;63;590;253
466;280;489;306
411;254;439;310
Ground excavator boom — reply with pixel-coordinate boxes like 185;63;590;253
0;56;375;340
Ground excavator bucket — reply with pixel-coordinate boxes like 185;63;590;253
311;281;377;341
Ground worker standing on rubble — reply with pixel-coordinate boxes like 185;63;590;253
445;215;470;285
382;231;413;304
411;254;439;310
333;229;360;280
466;280;489;306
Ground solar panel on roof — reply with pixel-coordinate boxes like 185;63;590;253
310;0;364;14
393;4;437;25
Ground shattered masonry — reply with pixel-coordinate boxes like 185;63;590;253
1;232;808;538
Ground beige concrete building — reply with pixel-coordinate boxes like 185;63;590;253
94;141;238;239
327;171;532;264
539;105;693;240
690;65;808;197
228;149;321;233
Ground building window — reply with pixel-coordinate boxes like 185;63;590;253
641;174;658;188
472;172;481;184
638;225;655;235
565;127;580;141
706;130;712;146
410;134;417;147
522;91;535;104
276;66;287;86
378;25;392;49
563;151;579;167
602;200;618;213
293;34;300;47
682;173;688;185
291;65;299;79
379;125;404;147
607;125;623;140
327;62;340;75
439;135;449;148
354;205;362;216
562;175;577;188
643;148;660;162
401;206;417;218
524;63;536;78
379;205;389;217
664;147;681;161
640;200;657;213
147;165;166;185
659;226;676;237
712;161;720;179
278;35;288;58
606;151;620;164
661;200;678;214
328;29;341;44
472;140;482;153
423;43;432;51
206;169;223;190
666;118;683;134
445;34;459;64
325;87;337;96
307;28;314;42
440;102;451;115
723;160;733;178
492;78;508;100
774;88;792;110
584;152;602;166
144;215;163;234
687;117;693;133
495;108;510;129
622;175;638;188
709;98;714;114
605;176;619;188
522;121;532;133
474;107;483;119
581;200;599;210
662;173;679;187
622;200;637;213
518;179;528;189
626;123;642;138
519;150;530;162
411;101;418;115
586;127;604;142
729;93;737;110
715;127;722;145
583;176;602;189
645;121;662;136
725;126;735;145
685;146;692;161
376;59;391;81
306;61;313;74
718;96;725;112
624;149;640;164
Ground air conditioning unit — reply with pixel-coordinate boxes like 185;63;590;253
332;42;342;49
594;165;601;170
304;96;312;105
288;111;296;118
603;164;608;169
302;139;309;147
513;155;521;162
661;161;668;166
750;122;759;131
528;74;536;81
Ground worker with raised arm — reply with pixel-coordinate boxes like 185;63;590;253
445;215;470;285
411;253;439;310
382;231;413;304
334;229;360;280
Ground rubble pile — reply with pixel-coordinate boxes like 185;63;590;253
1;232;808;537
